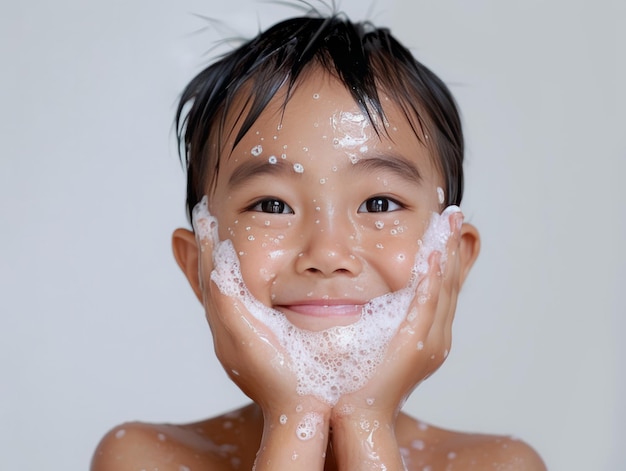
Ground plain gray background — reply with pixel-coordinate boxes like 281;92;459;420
1;1;623;469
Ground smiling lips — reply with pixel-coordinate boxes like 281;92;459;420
277;301;364;317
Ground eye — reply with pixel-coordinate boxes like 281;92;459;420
250;198;294;214
358;197;403;213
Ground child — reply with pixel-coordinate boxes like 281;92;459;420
92;13;546;471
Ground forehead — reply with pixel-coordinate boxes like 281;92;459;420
217;68;438;183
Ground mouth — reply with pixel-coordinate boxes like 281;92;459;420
276;302;364;317
274;300;365;330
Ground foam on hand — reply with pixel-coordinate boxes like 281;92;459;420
192;196;459;405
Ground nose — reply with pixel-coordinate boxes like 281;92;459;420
294;210;363;277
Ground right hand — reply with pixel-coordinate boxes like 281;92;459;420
197;235;328;416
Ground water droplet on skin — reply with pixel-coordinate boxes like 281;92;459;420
448;451;457;460
390;229;398;235
115;429;126;439
444;349;449;358
251;145;263;156
179;466;190;471
295;405;303;412
394;220;400;226
412;439;425;450
374;221;384;229
302;147;309;152
417;421;429;431
437;186;445;205
268;155;277;164
319;178;326;184
280;415;288;424
281;153;287;159
158;433;166;441
366;397;375;405
247;235;255;241
376;243;384;249
292;452;298;460
264;220;270;226
293;163;304;173
313;93;320;99
359;145;368;153
417;341;424;350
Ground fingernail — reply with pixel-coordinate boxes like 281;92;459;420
455;212;464;232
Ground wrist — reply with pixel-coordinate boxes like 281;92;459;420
330;408;403;471
254;399;331;471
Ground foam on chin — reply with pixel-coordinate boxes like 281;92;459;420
192;196;459;405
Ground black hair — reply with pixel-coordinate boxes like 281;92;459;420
176;13;464;222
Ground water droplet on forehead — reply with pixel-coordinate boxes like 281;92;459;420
251;145;263;156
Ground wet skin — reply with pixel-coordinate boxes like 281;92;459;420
91;69;546;470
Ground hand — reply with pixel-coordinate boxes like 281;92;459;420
195;234;331;470
329;212;464;469
196;233;319;415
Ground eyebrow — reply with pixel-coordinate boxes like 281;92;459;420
228;158;292;189
227;152;423;189
353;153;423;184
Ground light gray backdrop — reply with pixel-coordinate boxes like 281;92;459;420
1;1;623;469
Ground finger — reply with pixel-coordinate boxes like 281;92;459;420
407;250;444;350
430;212;464;353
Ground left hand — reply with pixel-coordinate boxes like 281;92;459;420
332;211;464;422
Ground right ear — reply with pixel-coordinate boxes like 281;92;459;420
172;228;204;304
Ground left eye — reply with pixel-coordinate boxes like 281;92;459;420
251;198;294;214
357;197;402;213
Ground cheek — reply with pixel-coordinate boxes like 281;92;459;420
356;217;429;290
220;220;294;301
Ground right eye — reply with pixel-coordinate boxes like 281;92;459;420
250;198;294;214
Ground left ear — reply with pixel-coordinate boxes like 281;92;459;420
172;228;204;304
457;223;481;288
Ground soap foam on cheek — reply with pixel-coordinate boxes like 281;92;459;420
192;196;460;405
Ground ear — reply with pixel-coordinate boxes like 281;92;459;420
457;223;481;288
172;228;204;304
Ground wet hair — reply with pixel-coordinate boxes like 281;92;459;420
176;14;464;222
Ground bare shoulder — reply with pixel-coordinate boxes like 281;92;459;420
396;413;547;471
91;405;262;471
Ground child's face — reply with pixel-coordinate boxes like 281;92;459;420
207;70;443;331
